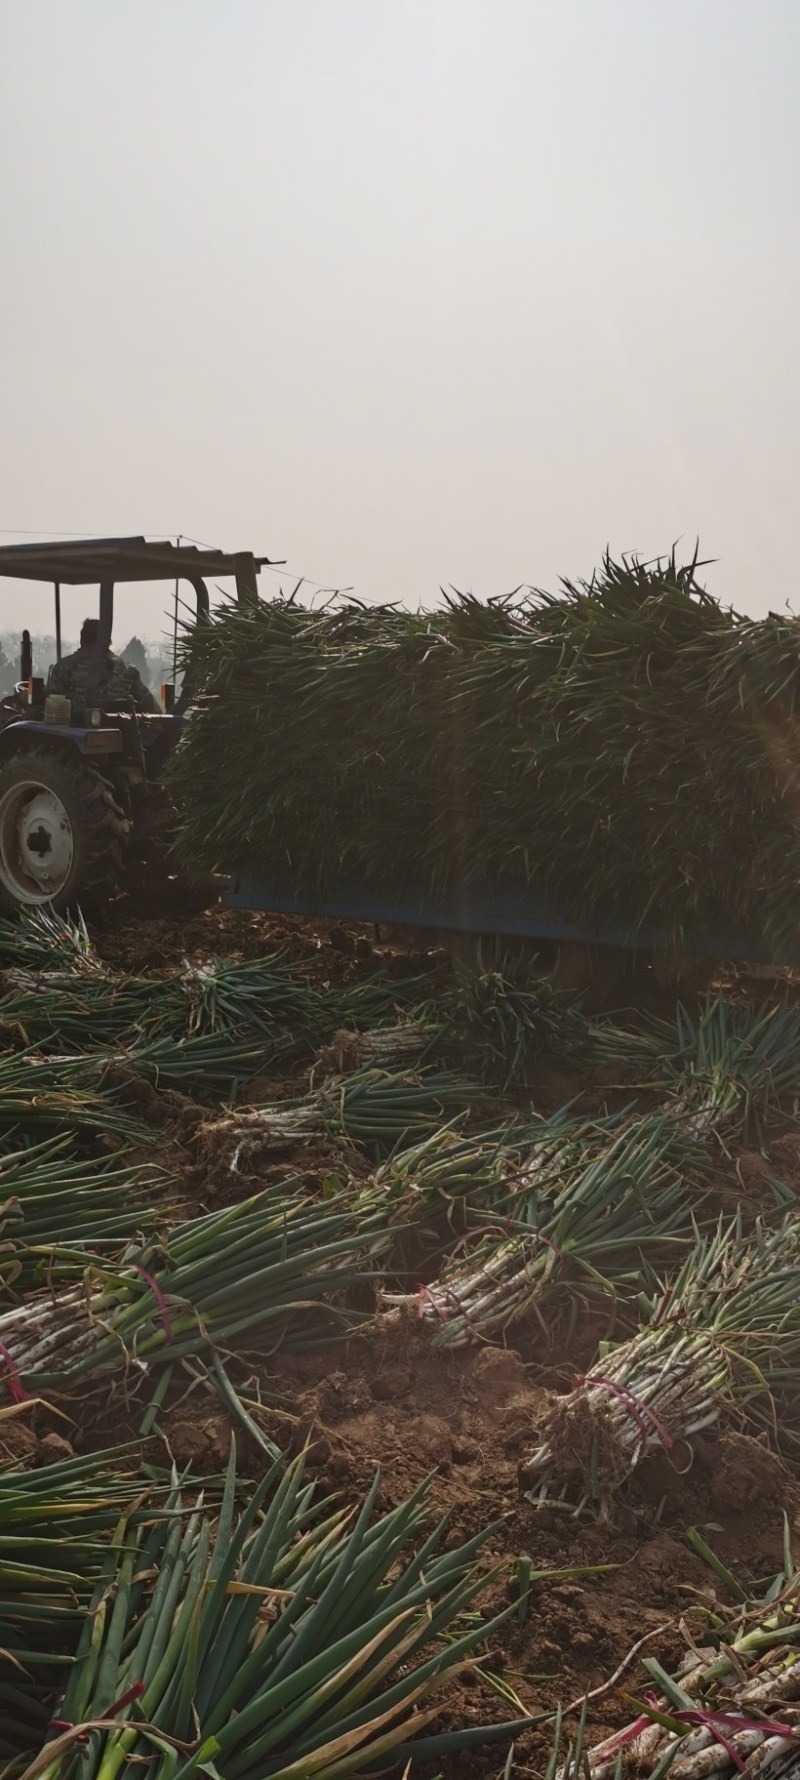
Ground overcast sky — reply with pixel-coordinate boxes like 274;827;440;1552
2;0;798;640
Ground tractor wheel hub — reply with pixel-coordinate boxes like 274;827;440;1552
0;780;75;902
18;792;74;884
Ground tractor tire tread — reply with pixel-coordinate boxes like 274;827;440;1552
0;746;127;911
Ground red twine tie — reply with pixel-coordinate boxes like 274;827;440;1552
48;1680;146;1743
0;1341;29;1404
576;1373;674;1453
130;1264;173;1344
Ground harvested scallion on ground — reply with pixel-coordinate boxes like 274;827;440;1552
37;1450;530;1780
523;1213;800;1513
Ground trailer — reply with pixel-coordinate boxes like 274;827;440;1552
226;869;797;995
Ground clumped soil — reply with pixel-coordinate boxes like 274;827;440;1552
7;898;800;1780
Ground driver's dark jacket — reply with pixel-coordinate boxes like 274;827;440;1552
47;650;158;714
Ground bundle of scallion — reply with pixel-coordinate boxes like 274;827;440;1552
0;1446;162;1774
441;965;592;1085
379;1112;702;1347
0;1051;152;1144
522;1214;800;1513
323;970;442;1033
170;554;800;953
37;1451;530;1780
645;997;800;1141
78;1030;266;1095
201;1065;478;1171
311;1015;437;1077
0;1135;169;1286
0;969;179;1051
0;952;325;1071
352;1120;533;1282
0;906;97;972
180;953;325;1046
553;1538;800;1779
364;1119;520;1220
310;967;594;1088
0;1181;385;1397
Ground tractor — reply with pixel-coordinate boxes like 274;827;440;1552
0;537;268;910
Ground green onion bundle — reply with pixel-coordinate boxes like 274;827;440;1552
78;1031;266;1096
171;554;800;952
441;966;592;1085
0;1446;161;1773
0;970;177;1051
179;953;322;1040
38;1452;528;1780
554;1545;800;1779
352;1122;533;1282
523;1214;800;1512
364;1120;520;1220
0;907;97;973
0;1181;388;1395
0;1136;168;1285
0;952;325;1069
312;970;592;1088
645;997;800;1141
380;1112;701;1347
0;1051;152;1145
200;1065;478;1170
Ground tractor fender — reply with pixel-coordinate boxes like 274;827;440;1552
0;721;123;759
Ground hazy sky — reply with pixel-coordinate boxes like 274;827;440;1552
2;0;798;640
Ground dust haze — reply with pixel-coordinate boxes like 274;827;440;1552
2;0;798;634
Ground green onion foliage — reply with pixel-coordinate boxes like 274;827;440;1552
0;1447;162;1774
38;1451;529;1780
0;1050;152;1145
0;1136;169;1286
170;554;800;953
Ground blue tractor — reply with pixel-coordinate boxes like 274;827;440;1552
0;537;267;910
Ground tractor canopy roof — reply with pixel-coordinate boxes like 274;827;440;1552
0;536;274;586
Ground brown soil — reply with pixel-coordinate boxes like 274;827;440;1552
91;897;445;985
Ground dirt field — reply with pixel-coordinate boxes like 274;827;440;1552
5;897;800;1780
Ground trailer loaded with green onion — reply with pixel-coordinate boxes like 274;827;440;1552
172;551;800;990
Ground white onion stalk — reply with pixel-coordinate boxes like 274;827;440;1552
0;1286;114;1376
207;1105;323;1172
380;1232;556;1347
523;1322;729;1507
312;1020;431;1077
573;1653;800;1779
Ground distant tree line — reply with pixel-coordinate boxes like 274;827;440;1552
0;634;178;698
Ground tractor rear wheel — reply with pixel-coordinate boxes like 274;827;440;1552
0;748;128;912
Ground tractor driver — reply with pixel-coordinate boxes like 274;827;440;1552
47;619;159;714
